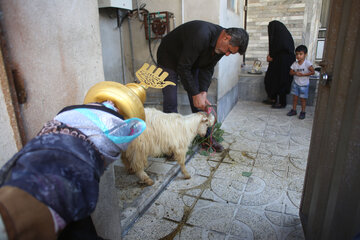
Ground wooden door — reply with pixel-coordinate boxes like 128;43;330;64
300;0;360;239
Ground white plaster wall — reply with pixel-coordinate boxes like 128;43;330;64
0;87;18;165
183;0;219;24
0;0;105;140
218;0;245;99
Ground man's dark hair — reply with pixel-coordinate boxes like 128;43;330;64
225;28;249;55
295;45;308;54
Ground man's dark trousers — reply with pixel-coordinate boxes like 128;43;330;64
161;66;200;114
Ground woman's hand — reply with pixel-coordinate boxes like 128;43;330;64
266;55;273;62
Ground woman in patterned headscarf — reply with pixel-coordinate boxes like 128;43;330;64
0;101;146;240
263;20;296;108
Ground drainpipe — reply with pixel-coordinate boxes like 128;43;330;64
127;18;136;81
243;0;248;65
181;0;184;24
117;9;126;84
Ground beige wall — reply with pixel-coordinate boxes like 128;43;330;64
184;0;219;24
122;0;181;83
218;0;245;99
0;0;105;162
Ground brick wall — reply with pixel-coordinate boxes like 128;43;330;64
245;0;320;66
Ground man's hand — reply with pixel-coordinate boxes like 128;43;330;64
192;92;211;111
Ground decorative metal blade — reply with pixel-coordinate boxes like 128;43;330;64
135;63;175;89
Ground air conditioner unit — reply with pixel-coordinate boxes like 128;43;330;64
98;0;134;10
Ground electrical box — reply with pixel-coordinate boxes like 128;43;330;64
98;0;134;10
143;11;174;40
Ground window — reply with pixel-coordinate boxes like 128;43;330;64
227;0;239;14
315;28;326;62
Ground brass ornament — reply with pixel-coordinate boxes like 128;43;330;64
84;64;175;121
84;81;146;120
135;63;175;89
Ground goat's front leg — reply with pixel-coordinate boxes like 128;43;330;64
121;153;135;174
135;170;154;186
174;151;191;179
132;153;154;186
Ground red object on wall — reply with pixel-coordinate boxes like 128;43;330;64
143;11;173;40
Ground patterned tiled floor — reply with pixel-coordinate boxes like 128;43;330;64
122;100;314;240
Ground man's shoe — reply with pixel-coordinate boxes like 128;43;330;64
287;109;297;116
210;139;224;152
299;111;306;120
262;98;276;105
271;103;286;109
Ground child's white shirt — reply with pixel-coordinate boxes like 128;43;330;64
291;59;313;86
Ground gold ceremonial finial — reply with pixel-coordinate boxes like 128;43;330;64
84;63;174;121
84;81;146;120
136;63;175;89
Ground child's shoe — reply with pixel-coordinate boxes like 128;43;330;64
299;111;306;119
287;109;297;116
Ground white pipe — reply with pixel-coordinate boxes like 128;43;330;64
181;0;184;24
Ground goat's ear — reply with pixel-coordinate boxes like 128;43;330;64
208;114;215;125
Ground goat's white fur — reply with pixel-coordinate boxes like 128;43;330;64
121;108;215;185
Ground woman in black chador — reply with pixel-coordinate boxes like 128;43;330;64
263;20;295;108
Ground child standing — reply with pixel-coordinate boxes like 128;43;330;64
287;45;315;119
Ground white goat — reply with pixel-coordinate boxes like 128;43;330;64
121;108;215;185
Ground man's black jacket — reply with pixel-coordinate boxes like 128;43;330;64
157;20;224;96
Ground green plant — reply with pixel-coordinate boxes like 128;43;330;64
187;122;225;156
